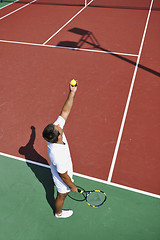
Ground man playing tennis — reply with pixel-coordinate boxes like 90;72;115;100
42;82;78;218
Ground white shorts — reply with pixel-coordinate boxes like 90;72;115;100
50;163;72;194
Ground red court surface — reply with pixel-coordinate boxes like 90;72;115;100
0;42;136;178
112;8;160;195
0;5;82;43
48;7;148;54
0;0;160;197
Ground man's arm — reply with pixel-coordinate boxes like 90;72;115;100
59;172;78;192
60;83;78;121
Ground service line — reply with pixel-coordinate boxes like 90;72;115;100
0;39;138;57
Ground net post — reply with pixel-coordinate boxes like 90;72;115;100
85;0;87;7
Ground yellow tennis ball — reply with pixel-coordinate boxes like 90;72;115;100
70;79;77;86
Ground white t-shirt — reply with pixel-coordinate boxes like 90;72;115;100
47;116;73;181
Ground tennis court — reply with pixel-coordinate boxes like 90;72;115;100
0;0;160;239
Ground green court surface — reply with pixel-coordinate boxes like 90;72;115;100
0;0;15;8
0;155;160;240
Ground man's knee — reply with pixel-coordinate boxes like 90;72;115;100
57;192;68;200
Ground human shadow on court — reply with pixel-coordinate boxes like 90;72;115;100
57;27;160;78
18;126;56;214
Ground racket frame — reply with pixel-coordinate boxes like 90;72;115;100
78;189;107;208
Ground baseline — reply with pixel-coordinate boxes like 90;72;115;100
1;152;159;199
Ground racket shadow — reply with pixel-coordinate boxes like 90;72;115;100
18;126;56;214
68;186;107;208
68;186;86;202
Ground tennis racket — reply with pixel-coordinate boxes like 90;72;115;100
68;186;107;208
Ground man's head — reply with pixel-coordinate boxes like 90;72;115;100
42;124;62;143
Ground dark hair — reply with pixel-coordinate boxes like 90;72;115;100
42;124;60;143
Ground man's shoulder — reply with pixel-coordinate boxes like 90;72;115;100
53;116;65;129
49;143;66;155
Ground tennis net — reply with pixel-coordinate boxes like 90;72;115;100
1;0;160;10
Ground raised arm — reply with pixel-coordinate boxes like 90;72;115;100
60;83;78;121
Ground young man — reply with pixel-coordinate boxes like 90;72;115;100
42;82;78;218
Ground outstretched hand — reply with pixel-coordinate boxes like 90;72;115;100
69;81;78;94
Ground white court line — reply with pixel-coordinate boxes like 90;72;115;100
0;0;37;20
0;0;19;10
0;39;138;57
107;0;154;182
0;0;157;198
0;151;160;199
42;0;94;45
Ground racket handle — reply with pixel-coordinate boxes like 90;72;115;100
78;189;83;193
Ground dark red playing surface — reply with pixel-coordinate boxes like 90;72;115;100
112;8;160;194
0;1;160;195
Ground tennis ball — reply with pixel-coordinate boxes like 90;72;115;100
70;79;77;86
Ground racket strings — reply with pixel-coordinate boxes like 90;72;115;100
68;187;107;207
87;191;106;207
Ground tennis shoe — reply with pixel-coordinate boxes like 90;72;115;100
55;210;73;218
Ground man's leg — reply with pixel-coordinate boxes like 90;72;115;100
55;191;73;218
55;192;68;215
